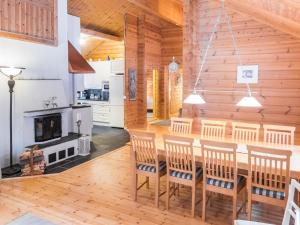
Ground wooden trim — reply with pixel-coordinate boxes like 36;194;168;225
126;0;183;26
81;27;123;42
0;0;58;46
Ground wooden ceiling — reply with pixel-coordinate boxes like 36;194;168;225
68;0;300;39
216;0;300;39
68;0;300;59
68;0;139;37
68;0;182;38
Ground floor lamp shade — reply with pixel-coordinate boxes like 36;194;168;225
0;67;24;76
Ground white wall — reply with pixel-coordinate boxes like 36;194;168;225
68;15;85;93
0;0;71;168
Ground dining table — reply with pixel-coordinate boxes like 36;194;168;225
128;125;300;179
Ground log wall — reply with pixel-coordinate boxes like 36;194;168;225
183;0;300;140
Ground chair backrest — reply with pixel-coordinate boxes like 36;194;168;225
201;140;238;188
130;131;157;167
263;124;296;145
248;145;291;200
232;122;260;143
283;179;300;225
170;117;193;134
163;135;195;176
201;119;226;139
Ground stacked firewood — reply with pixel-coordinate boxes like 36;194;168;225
20;146;46;176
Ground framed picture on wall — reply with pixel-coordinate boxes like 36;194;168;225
237;65;259;84
129;68;137;101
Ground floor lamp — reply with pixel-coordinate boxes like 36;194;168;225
0;66;25;176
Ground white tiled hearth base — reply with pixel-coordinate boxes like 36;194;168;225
42;139;79;166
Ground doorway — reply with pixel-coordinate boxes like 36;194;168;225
166;68;183;118
147;69;159;122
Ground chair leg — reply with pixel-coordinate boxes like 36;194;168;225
166;178;170;210
243;188;247;213
247;193;252;220
192;183;196;217
233;195;237;221
155;175;160;208
202;187;206;222
146;176;150;189
133;174;138;201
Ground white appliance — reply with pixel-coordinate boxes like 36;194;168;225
78;135;91;156
109;75;124;128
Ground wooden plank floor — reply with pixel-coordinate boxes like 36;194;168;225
0;146;284;225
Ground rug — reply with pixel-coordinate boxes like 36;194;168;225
7;213;57;225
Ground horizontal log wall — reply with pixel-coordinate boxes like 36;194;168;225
183;0;300;142
124;14;147;128
0;0;57;45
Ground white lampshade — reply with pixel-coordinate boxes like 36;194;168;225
184;93;206;104
236;96;262;107
0;67;24;76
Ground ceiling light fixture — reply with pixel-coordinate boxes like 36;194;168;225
184;0;262;108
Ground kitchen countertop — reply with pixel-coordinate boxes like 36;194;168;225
77;98;109;102
71;104;92;109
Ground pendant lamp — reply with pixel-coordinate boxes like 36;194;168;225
184;91;206;104
184;0;262;108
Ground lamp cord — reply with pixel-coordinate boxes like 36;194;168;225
193;6;223;92
193;1;253;97
224;9;252;97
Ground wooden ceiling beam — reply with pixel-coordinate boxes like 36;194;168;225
81;27;123;42
214;0;300;39
126;0;183;26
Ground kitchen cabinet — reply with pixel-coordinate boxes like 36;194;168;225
111;60;124;74
84;61;110;89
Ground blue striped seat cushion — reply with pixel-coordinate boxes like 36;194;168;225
170;167;203;180
252;187;285;200
137;161;166;173
207;176;246;189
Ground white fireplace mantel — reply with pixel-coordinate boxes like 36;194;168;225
23;106;71;118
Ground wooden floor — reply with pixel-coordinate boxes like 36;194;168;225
0;146;284;225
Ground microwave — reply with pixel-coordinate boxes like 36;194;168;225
102;81;109;90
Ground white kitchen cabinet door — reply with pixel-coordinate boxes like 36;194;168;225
110;105;124;128
111;60;124;74
84;61;111;89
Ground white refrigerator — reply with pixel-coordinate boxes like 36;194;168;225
109;75;124;128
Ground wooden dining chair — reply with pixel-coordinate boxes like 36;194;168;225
170;117;193;134
163;135;202;217
235;179;300;225
232;122;260;143
247;145;292;220
130;130;166;207
263;124;296;145
201;119;227;139
201;140;247;222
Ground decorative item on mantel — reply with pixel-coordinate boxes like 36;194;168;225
43;96;58;109
20;146;46;176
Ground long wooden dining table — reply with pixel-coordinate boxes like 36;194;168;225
128;125;300;179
